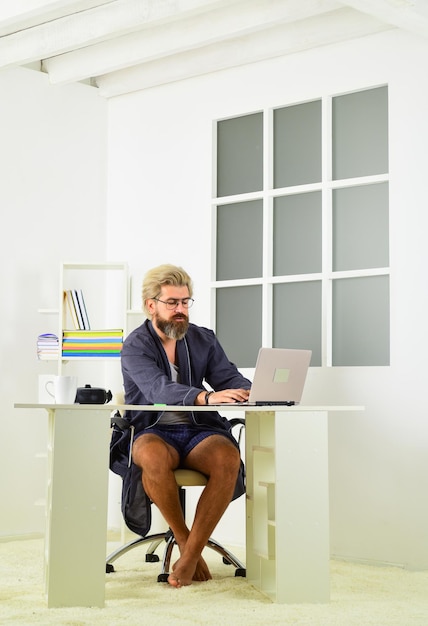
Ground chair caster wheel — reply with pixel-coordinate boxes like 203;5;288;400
106;563;115;573
157;573;169;583
146;554;160;562
235;568;246;577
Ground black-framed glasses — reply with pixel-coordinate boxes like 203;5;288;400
153;297;194;310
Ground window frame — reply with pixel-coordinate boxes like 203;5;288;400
211;87;390;368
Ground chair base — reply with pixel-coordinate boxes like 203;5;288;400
106;531;246;581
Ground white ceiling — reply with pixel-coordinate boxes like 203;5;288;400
1;0;428;98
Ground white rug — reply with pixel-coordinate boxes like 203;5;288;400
1;536;427;625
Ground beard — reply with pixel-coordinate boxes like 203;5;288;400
154;312;189;340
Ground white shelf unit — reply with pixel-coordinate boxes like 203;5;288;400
58;262;129;370
36;261;146;374
245;409;330;603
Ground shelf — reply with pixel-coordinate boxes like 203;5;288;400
252;445;274;454
38;261;130;375
254;549;275;561
39;308;140;317
62;262;127;271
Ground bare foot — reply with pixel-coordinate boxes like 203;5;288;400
167;572;182;588
167;554;212;587
192;554;212;582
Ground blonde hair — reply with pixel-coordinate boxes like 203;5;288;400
142;264;193;318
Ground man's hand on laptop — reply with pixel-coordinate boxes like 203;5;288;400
196;388;250;405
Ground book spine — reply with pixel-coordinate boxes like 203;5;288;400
71;289;85;329
61;343;122;349
63;330;123;338
62;338;123;344
65;290;79;329
70;289;84;330
62;352;121;358
76;289;91;330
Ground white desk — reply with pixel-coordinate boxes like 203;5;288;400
15;403;362;607
244;406;363;603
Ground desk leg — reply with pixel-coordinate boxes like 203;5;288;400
45;408;111;608
245;410;330;603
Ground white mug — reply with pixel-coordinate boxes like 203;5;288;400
45;376;78;404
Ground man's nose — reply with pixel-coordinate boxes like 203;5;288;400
174;300;186;312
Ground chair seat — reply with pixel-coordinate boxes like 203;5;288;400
174;469;207;487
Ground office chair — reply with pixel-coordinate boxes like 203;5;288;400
106;401;246;582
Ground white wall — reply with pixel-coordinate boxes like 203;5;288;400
106;29;428;569
3;27;428;571
0;67;108;536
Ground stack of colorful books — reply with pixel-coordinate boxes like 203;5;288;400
62;329;123;358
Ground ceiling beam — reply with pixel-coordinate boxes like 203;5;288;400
94;7;391;98
0;0;233;68
340;0;428;39
0;1;115;37
42;0;342;85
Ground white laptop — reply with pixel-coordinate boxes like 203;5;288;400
215;347;312;406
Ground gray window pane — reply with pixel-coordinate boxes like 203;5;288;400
273;192;322;276
332;276;390;366
274;100;321;188
217;113;263;197
333;183;389;271
333;86;388;180
216;286;262;367
273;281;321;366
216;200;263;280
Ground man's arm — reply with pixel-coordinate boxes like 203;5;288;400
194;388;250;405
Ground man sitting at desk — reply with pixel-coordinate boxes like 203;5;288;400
120;264;251;588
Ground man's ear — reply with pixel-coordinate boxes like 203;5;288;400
146;299;156;316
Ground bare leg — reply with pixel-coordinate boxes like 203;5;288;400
169;435;241;587
132;432;183;538
132;434;217;583
132;433;240;587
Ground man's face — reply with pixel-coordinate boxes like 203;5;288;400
149;285;190;340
